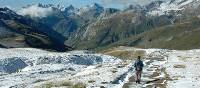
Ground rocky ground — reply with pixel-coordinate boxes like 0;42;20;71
1;47;200;88
109;47;200;88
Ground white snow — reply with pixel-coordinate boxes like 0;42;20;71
148;0;197;16
164;50;200;88
1;47;200;88
118;47;200;88
140;49;200;88
0;48;126;88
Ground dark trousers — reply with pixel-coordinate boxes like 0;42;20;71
135;71;142;83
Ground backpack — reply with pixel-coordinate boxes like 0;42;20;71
135;61;143;71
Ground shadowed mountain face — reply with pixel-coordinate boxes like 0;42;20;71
0;7;70;51
1;0;200;51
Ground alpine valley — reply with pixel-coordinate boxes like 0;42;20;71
1;0;200;88
0;0;200;51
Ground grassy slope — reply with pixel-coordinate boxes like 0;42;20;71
75;11;172;50
100;46;146;60
95;17;200;51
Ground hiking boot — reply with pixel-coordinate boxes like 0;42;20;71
138;81;141;84
136;80;138;83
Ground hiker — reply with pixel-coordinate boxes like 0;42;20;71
134;56;144;84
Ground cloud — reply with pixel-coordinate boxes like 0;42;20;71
17;5;53;18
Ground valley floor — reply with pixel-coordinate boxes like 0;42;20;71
0;47;200;88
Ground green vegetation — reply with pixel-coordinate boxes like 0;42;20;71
1;7;200;51
174;64;186;68
88;80;96;83
74;11;172;50
96;17;200;50
101;47;146;60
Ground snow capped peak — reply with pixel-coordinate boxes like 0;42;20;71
76;3;104;16
125;4;144;11
0;7;19;19
0;7;10;12
37;3;54;8
146;1;164;11
36;3;65;10
80;3;103;11
64;5;76;14
147;0;199;16
66;5;75;10
0;7;16;15
164;0;195;8
62;3;105;17
90;3;103;9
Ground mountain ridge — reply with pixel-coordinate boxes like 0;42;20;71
0;7;71;51
0;0;200;51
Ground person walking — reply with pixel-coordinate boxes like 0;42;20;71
134;56;144;84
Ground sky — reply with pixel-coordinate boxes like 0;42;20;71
0;0;159;10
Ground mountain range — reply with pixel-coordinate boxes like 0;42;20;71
0;0;200;51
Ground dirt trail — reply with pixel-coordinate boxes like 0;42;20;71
123;51;170;88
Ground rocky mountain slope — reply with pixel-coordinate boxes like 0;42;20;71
103;16;200;50
0;7;71;51
1;0;200;51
